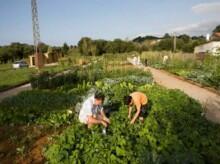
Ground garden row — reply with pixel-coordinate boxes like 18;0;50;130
141;51;220;91
44;77;220;164
1;57;220;163
0;63;151;126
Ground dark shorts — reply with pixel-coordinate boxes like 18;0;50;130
140;104;148;117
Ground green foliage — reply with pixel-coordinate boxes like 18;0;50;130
134;34;206;53
78;37;95;56
0;42;51;64
133;35;160;43
0;43;34;63
62;43;69;55
154;38;173;51
0;90;77;125
0;60;78;91
213;25;220;33
31;64;153;90
78;37;141;56
44;83;220;164
0;67;36;91
153;35;206;53
142;52;220;90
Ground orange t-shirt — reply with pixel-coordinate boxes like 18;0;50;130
130;92;148;107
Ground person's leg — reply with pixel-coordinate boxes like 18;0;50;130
87;116;107;128
98;113;110;124
139;104;148;122
139;112;144;122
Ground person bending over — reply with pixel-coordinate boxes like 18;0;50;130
124;92;148;124
79;92;110;128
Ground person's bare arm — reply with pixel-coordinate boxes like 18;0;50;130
130;103;141;124
87;116;107;128
128;106;132;119
101;110;110;124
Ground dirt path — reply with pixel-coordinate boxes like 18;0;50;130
0;83;31;102
146;67;220;124
0;125;59;164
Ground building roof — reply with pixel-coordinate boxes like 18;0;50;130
194;41;220;54
214;32;220;37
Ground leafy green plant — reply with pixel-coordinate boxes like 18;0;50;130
142;52;220;91
44;83;220;164
0;90;76;125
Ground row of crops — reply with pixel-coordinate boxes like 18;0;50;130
141;52;220;91
0;58;220;163
44;78;220;163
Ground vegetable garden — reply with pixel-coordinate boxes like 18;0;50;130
0;55;220;163
141;51;220;92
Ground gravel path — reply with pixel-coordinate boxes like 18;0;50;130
147;67;220;124
0;83;31;102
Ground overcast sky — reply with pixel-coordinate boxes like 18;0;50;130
0;0;220;46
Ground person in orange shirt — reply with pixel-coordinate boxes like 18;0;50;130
124;92;148;124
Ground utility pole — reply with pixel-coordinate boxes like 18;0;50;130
173;32;176;53
31;0;43;69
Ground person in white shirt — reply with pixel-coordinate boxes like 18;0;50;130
79;92;110;128
163;55;169;64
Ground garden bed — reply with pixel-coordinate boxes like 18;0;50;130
1;58;220;163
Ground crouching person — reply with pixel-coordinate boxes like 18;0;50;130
79;92;110;128
124;92;148;124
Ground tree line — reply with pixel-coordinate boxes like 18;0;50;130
0;43;69;64
133;25;220;53
78;25;220;56
77;35;207;56
1;25;219;63
150;34;206;53
77;37;148;56
77;25;220;56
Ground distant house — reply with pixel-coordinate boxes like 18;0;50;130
194;41;220;57
29;52;62;67
211;32;220;41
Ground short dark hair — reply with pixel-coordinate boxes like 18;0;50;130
124;96;132;105
94;91;105;101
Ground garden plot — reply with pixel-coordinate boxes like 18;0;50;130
44;78;220;164
0;59;220;164
141;51;220;92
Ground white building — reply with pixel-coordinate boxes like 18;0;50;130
194;41;220;56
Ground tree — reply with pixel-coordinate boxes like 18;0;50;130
154;38;173;51
90;42;97;56
213;25;220;33
78;37;94;55
0;47;9;63
38;43;49;53
62;43;69;55
94;40;107;55
78;37;140;55
10;42;24;60
178;34;191;43
133;35;159;43
23;44;34;57
163;33;171;39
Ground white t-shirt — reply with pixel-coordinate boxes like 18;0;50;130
163;55;169;64
79;96;94;124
